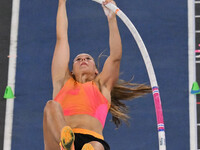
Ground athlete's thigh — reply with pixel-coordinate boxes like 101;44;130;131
43;117;60;150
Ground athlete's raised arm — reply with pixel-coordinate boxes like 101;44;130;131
98;0;122;91
52;0;71;98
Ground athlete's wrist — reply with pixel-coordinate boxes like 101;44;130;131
107;16;117;23
59;0;66;5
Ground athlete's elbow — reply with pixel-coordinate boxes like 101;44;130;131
110;50;122;61
111;54;122;62
56;35;68;41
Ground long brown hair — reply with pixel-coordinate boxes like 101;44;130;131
110;79;152;128
97;52;152;128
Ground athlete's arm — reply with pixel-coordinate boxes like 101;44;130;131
98;0;122;91
52;0;71;98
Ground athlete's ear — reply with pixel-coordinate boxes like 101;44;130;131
95;69;99;75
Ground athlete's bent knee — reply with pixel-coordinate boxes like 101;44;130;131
44;100;61;115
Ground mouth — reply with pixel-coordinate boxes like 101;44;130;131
80;62;88;66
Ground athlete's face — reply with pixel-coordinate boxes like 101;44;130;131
72;53;98;76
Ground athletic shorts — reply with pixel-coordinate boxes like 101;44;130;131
72;128;110;150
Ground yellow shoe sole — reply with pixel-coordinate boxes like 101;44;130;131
60;126;75;150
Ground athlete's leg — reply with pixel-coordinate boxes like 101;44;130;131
43;100;74;150
82;141;104;150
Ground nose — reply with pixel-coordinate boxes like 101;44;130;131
81;58;86;61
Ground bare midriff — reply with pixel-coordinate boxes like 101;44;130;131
64;114;103;135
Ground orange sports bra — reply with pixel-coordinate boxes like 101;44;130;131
54;77;110;128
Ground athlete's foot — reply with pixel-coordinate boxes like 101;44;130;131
81;143;95;150
60;126;75;150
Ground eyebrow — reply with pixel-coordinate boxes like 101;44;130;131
73;55;93;61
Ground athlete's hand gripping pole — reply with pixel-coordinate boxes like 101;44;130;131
92;0;166;150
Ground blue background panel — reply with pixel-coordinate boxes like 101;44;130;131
12;0;189;149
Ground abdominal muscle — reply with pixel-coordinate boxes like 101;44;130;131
64;114;104;135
